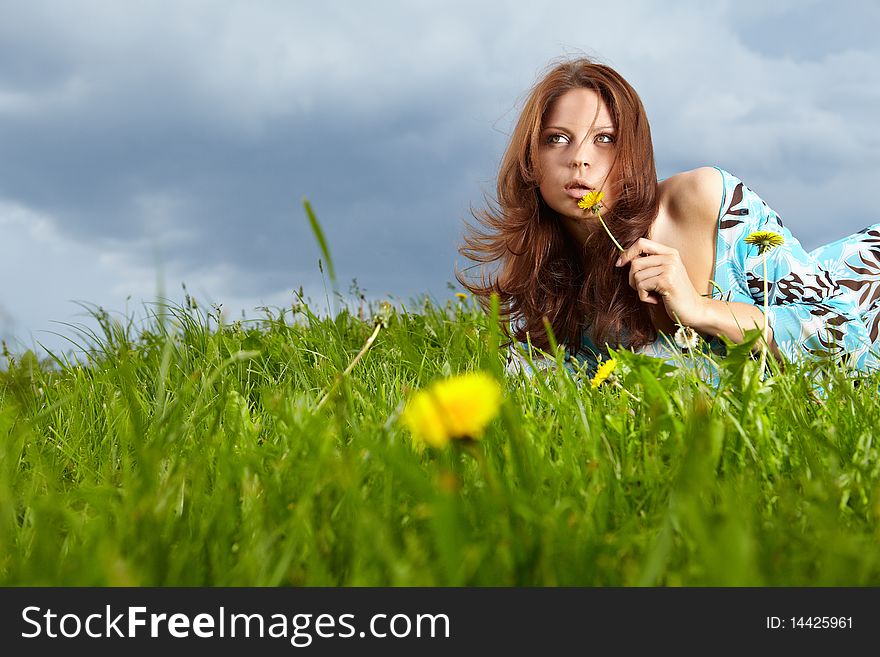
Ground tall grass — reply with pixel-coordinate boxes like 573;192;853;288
2;284;880;586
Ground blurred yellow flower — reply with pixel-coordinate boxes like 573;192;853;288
744;230;785;255
590;358;617;389
401;372;502;448
577;190;604;214
455;292;468;300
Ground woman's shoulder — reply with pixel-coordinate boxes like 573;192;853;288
662;165;724;188
660;166;726;230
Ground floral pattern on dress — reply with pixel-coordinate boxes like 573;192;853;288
811;225;880;347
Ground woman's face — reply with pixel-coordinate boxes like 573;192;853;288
536;87;618;224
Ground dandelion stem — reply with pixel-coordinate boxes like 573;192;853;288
758;251;768;378
316;322;382;410
612;380;642;403
598;213;625;252
342;322;382;378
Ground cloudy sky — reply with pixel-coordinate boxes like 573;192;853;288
2;0;879;359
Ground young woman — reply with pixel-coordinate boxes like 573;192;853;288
456;57;880;382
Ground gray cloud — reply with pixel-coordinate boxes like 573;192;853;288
2;0;879;357
734;0;880;61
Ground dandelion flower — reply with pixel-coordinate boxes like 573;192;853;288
590;358;617;389
577;190;605;214
673;325;700;350
374;300;393;328
455;292;468;300
744;230;785;255
744;231;784;376
578;190;623;252
401;371;503;448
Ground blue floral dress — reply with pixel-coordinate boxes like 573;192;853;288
508;167;880;383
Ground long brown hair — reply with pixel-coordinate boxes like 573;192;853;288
456;57;660;357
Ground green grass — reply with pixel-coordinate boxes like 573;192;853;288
2;288;880;586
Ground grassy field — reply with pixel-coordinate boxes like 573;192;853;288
2;286;880;587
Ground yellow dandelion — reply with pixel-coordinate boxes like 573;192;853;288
744;230;785;255
455;292;468;300
578;190;623;252
401;371;503;448
577;190;604;214
590;358;617;389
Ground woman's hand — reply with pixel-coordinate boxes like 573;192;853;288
615;237;707;327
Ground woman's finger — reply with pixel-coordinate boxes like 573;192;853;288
615;238;677;267
631;266;667;301
627;254;671;274
632;265;667;285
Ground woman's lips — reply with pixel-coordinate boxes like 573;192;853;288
564;187;593;199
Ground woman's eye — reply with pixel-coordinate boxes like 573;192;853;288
596;134;615;144
546;133;569;145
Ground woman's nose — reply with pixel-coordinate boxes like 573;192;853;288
570;140;592;168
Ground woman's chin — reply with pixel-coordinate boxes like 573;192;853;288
566;213;597;224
